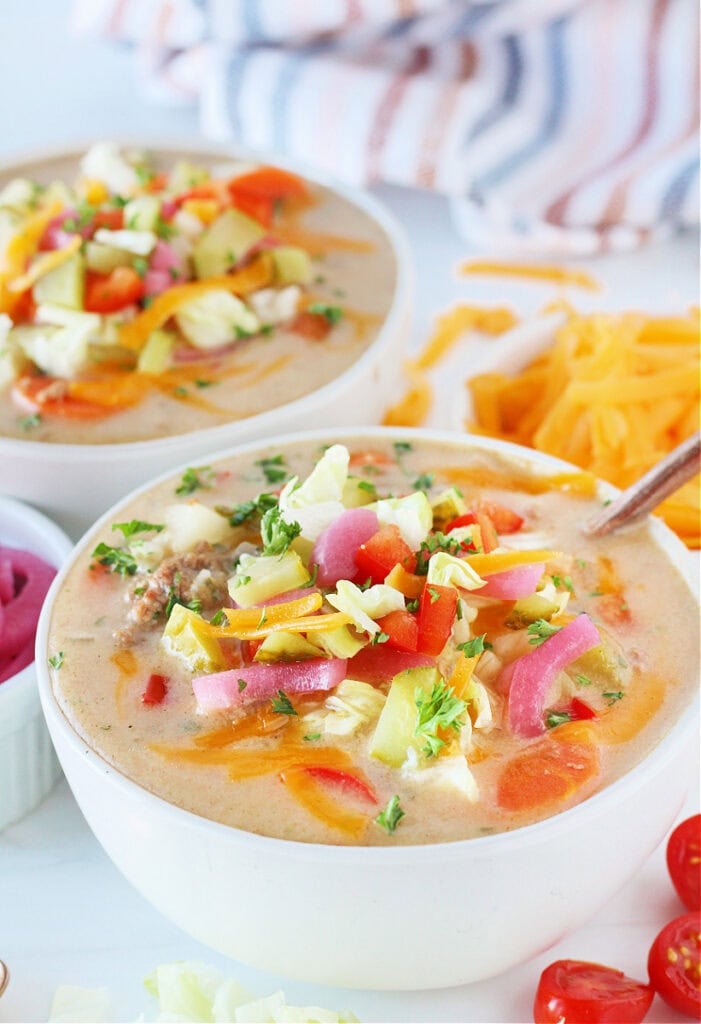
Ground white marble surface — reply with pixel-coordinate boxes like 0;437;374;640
0;4;699;1021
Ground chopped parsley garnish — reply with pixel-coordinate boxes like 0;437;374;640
357;480;377;496
48;652;64;671
92;542;138;578
165;589;201;619
132;256;149;279
576;559;587;569
234;575;251;588
271;690;297;716
134;164;155;186
173;386;189;398
375;795;405;835
141;295;154;308
238;679;247;693
574;674;592;687
216;491;278;527
19;413;41;431
603;690;624;705
210;609;226;626
393;441;413;457
371;632;390;646
358;577;373;591
175;466;213;496
261;323;274;335
412;473;434;492
457;633;492;658
527;619;562;646
427;586;441;604
414;681;466;758
406;598;419;613
415;532;463;575
155;216;176;240
194;379;213;388
546;710;572;729
260;505;301;557
255;454;288;485
304;732;321;742
307;302;343;324
302;563;319;588
552;574;574;592
588;590;604;598
112;519;164;539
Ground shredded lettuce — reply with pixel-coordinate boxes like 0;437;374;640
426;552;484;592
176;290;260;349
370;492;433;550
48;985;110;1023
327;580;404;635
279;444;349;541
401;750;479;801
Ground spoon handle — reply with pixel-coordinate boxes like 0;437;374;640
586;432;700;537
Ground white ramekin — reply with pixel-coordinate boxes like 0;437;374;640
0;140;412;539
35;428;700;990
0;496;73;829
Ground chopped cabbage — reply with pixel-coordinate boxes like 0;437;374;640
255;631;323;662
0;312;25;388
401;749;479;801
175;290;260;350
430;486;467;523
327;580;404;635
36;304;101;332
465;676;494;731
370;491;433;550
303;679;386;735
80;141;140;195
93;227;157;256
279;444;349;541
11;316;97;378
248;285;301;325
48;985;110;1023
426;552;484;592
165;501;233;552
229;550;308;607
162;604;228;675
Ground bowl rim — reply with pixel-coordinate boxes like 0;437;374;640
1;494;73;701
36;426;700;862
0;137;412;460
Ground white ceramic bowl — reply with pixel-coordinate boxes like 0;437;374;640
0;141;411;539
0;496;73;829
35;428;699;990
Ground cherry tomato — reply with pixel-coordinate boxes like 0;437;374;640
533;959;654;1023
667;815;701;911
85;266;145;313
647;912;701;1018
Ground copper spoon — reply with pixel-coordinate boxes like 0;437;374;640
586;431;700;537
0;960;9;998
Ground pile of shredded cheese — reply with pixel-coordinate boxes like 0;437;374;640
382;260;700;549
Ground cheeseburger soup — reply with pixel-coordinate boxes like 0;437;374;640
48;438;697;846
0;144;395;443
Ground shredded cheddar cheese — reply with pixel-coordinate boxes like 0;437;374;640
461;260;601;291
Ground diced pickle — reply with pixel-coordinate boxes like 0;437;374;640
505;593;560;629
271;246;312;286
342;476;377;508
306;625;366;660
161;605;227;674
254;631;322;663
33;252;85;309
370;666;441;767
193;209;265;279
569;629;629;688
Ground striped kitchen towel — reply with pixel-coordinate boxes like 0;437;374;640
73;0;699;255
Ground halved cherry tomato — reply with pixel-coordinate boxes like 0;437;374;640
85;266;145;313
11;375;113;421
474;499;523;534
304;766;378;806
416;583;457;657
648;912;701;1018
91;208;124;232
354;525;417;585
667;815;701;911
375;609;418;653
289;310;332;340
142;673;168;705
533;960;654;1023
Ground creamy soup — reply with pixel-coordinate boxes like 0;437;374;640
0;144;395;443
48;438;697;846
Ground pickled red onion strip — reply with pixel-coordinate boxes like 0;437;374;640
193;657;348;713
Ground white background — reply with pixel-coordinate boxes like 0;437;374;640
0;3;699;1022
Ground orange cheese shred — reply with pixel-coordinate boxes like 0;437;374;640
460;260;601;292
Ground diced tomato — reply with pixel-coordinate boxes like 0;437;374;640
473;510;499;552
85;266;145;313
142;673;168;705
242;638;263;663
648;912;701;1018
416;583;458;657
667;815;701;911
570;697;597;721
231;191;274;227
354;525;417;585
473;499;523;534
533;960;654;1024
11;375;113;421
9;288;36;324
347;646;434;684
304;766;378;806
289;310;332;340
146;172;168;193
174;181;230;207
595;593;632;626
91;208;124;232
375;610;418;653
229;166;308;201
348;449;394;471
